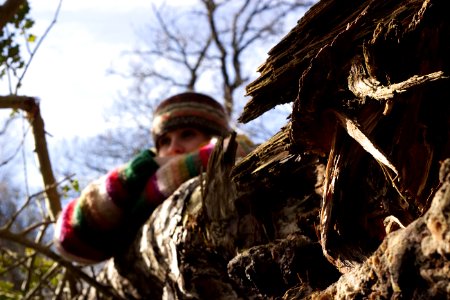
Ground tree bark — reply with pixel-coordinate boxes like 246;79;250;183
89;0;450;299
300;158;450;299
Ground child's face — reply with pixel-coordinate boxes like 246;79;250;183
157;127;211;157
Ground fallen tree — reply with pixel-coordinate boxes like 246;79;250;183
76;0;450;298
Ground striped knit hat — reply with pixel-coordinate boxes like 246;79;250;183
152;92;230;148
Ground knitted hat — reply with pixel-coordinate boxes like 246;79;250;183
152;92;230;147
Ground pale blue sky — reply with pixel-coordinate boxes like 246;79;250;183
1;0;307;192
17;0;301;141
19;0;196;138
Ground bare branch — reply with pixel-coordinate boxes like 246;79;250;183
2;191;34;230
0;95;61;221
202;0;233;116
0;95;36;111
151;4;213;90
0;112;18;134
23;262;60;299
26;103;61;220
15;0;63;93
132;68;187;88
0;249;34;276
187;36;213;90
228;0;252;91
18;220;53;236
0;228;127;300
0;122;30;168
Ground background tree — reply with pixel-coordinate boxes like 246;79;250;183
0;1;84;298
64;0;315;180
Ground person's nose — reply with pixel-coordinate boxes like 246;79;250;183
167;138;185;155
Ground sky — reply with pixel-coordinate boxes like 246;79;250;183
15;0;303;141
0;0;308;189
0;0;202;188
17;0;196;139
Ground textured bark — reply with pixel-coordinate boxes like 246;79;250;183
239;0;450;272
88;0;450;299
228;233;340;297
92;136;252;299
300;158;450;299
92;134;328;299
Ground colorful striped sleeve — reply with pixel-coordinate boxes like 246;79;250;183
54;149;160;264
143;143;214;201
54;139;251;264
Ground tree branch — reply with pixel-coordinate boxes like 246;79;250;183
202;0;233;116
0;228;127;300
0;95;61;221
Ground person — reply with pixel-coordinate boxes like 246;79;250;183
54;92;254;264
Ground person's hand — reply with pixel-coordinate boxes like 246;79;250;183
154;155;177;167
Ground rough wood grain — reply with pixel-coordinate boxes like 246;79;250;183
87;0;450;298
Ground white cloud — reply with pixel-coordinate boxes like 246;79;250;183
30;0;198;14
19;0;162;138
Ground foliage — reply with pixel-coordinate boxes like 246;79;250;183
0;180;61;299
0;2;101;299
0;1;35;92
0;247;61;299
0;188;110;299
61;178;80;198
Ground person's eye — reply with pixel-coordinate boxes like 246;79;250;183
180;129;196;139
158;136;171;147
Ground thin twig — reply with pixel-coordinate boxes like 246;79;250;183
21;111;31;198
0;251;35;276
1;174;74;230
14;0;64;93
3;20;14;93
18;220;53;237
21;220;50;293
23;262;60;300
3;191;35;230
0;113;17;135
0;116;31;168
0;228;127;300
53;269;69;299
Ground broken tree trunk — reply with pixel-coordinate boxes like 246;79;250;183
90;135;267;299
91;133;335;299
238;0;450;273
85;0;450;299
297;158;450;299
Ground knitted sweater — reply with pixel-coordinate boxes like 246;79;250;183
54;136;254;264
54;143;214;264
